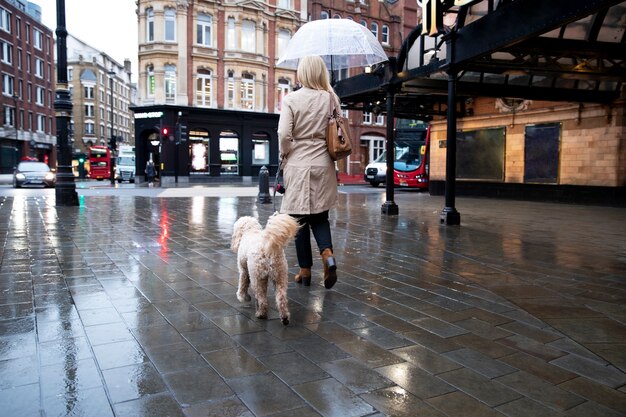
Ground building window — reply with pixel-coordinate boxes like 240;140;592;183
382;25;389;45
0;40;12;64
37;114;45;132
164;8;176;41
35;86;44;105
371;22;378;39
276;78;290;112
375;114;384;125
146;8;154;42
370;138;385;162
146;65;155;97
226;70;235;108
360;20;367;27
84;122;95;135
240;73;254;110
2;74;14;96
321;11;329;19
33;29;42;50
84;85;94;99
164;64;176;102
0;8;10;33
196;71;212;107
363;111;372;124
197;14;212;47
35;58;44;78
226;18;236;50
277;0;290;9
84;103;94;117
277;29;290;59
241;21;255;53
3;106;15;126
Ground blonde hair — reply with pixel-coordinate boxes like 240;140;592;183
297;56;332;92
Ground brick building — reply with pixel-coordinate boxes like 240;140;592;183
0;0;56;172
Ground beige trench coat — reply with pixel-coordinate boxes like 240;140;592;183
278;87;338;215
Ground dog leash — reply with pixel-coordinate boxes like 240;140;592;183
272;156;284;213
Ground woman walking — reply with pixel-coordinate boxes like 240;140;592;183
277;55;339;289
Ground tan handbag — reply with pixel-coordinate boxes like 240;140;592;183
326;93;353;161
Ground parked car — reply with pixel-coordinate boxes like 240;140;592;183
13;161;56;188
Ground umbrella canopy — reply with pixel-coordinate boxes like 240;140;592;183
277;19;388;71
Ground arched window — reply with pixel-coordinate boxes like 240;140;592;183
321;11;329;19
333;14;342;19
197;14;212;47
277;29;290;59
164;65;176;103
360;20;367;27
240;73;255;110
146;64;155;97
371;22;378;39
196;69;212;107
165;8;176;41
146;8;154;42
276;78;291;112
381;24;389;45
226;17;236;50
242;21;256;52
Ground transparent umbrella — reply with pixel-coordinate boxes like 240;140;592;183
277;19;388;76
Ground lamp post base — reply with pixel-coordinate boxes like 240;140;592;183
440;207;461;225
381;201;399;215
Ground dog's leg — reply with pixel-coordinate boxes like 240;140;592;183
236;263;251;302
274;270;290;325
255;275;269;319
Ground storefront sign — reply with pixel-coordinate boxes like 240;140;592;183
134;111;164;119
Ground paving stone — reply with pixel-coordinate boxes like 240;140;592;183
143;342;207;373
443;348;517;378
499;352;577;385
258;351;329;385
427;391;507;417
376;361;456;399
564;400;626;417
495;370;585;412
558;376;626;412
292;377;375;417
163;365;234;405
228;372;306;416
448;333;517;358
360;386;447;417
182;396;254;417
203;346;266;378
495;397;564;417
92;339;149;370
102;362;168;404
550;354;626;388
113;392;185;417
438;367;522;406
0;383;42;417
499;334;566;361
319;357;395;394
393;344;463;374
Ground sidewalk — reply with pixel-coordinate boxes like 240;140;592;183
0;191;624;417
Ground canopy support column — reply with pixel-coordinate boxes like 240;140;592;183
440;69;461;225
382;58;399;216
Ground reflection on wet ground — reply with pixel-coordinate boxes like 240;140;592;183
0;192;624;417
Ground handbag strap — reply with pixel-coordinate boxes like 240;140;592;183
328;91;338;119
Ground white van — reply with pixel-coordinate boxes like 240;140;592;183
115;145;136;183
363;151;386;187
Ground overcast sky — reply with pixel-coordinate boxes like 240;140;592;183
36;0;138;82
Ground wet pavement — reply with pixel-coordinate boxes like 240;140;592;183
0;188;625;417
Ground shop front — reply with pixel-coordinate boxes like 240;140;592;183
131;105;280;183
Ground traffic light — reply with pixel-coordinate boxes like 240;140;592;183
161;126;174;142
108;135;117;152
175;123;188;144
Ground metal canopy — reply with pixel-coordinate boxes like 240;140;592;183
334;0;626;118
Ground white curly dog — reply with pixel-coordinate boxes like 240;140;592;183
231;213;299;325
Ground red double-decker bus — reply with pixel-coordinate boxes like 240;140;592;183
87;146;111;180
394;120;430;189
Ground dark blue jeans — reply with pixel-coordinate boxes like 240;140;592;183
291;211;333;268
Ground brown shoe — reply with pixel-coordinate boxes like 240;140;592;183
321;249;337;289
294;267;311;286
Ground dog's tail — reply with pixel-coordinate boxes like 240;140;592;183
262;213;300;252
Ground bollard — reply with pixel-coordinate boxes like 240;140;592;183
257;165;272;204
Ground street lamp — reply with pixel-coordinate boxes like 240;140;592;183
108;68;116;185
54;0;78;206
12;93;19;163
